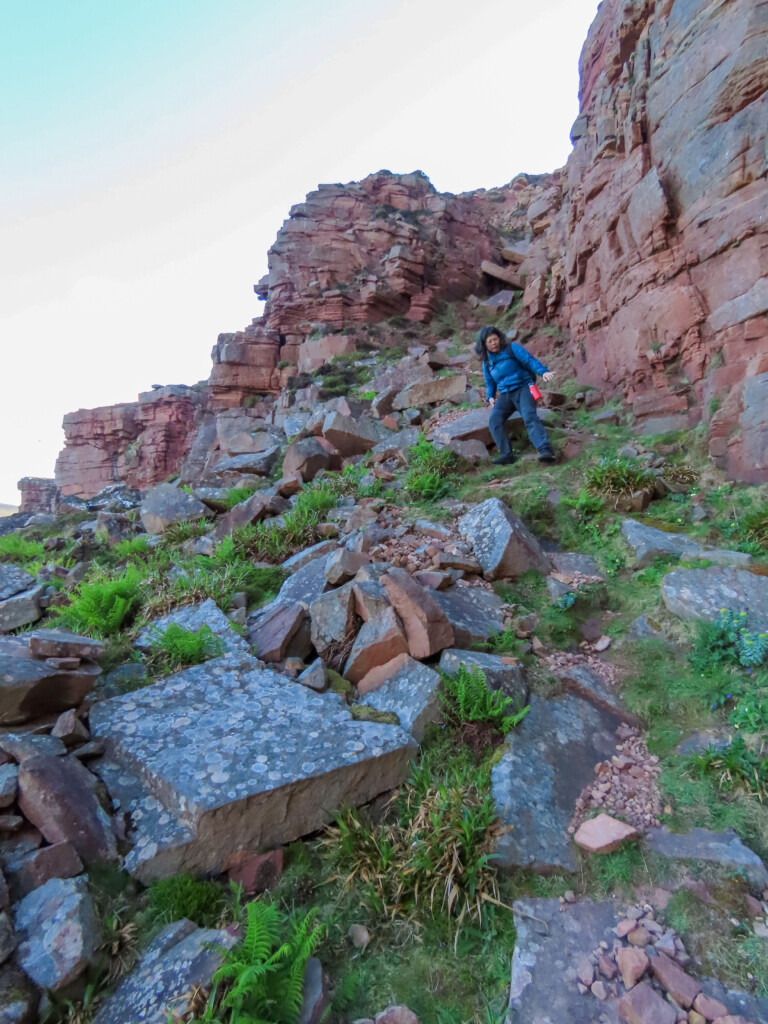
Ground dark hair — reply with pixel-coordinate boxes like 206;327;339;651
475;325;506;361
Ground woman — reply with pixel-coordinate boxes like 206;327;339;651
475;325;556;465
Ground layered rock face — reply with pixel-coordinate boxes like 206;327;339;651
54;386;203;498
554;0;768;481
208;170;555;409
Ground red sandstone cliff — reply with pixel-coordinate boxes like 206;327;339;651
41;0;767;502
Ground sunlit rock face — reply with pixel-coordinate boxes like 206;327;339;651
50;0;768;494
54;386;203;498
554;0;768;481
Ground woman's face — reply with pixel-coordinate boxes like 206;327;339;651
486;333;502;353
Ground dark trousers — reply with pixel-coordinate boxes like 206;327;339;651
489;386;550;456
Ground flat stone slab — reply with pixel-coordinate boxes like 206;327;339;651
359;657;442;741
0;653;101;727
90;654;417;880
697;978;768;1024
507;898;620;1023
0;585;43;634
134;599;251;656
492;694;625;872
550;552;604;577
553;661;628;720
278;554;331;607
622;519;752;570
646;827;768;890
438;649;528;706
661;567;768;632
431;586;506;647
92;919;236;1024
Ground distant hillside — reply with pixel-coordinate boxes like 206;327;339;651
0;503;18;517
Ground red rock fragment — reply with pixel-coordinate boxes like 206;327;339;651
618;981;676;1024
574;813;639;854
227;848;284;895
616;946;648;989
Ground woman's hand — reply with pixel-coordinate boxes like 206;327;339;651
542;371;555;383
487;396;496;407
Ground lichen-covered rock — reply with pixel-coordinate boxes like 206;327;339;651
359;657;441;740
14;876;100;991
661;567;768;632
458;499;549;580
438;649;527;706
0;963;37;1024
90;656;417;880
492;695;625;872
507;898;621;1023
431;586;506;648
27;630;105;662
646;827;768;890
0;586;43;635
134;599;251;656
621;519;752;570
139;483;209;535
0;568;36;604
91;919;236;1024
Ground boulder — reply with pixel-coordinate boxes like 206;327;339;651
279;554;332;607
359;658;442;740
215;447;281;476
10;842;84;897
458;499;549;579
14;876;100;991
309;583;358;659
0;585;43;635
90;656;417;879
139;484;210;535
507;898;622;1023
661;567;768;632
0;733;67;762
214;489;290;539
17;755;118;862
371;427;420;464
135;599;251;657
646;827;768;890
27;630;105;662
322;413;383;457
91;919;237;1024
431;586;506;647
283;438;331;482
325;548;369;586
392;374;467;410
380;570;454;659
344;607;408;684
621;520;752;570
0;653;101;727
492;694;625;872
282;540;338;574
0;963;37;1024
248;599;306;662
0;567;37;604
438;649;527;705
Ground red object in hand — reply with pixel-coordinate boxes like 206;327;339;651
529;383;542;402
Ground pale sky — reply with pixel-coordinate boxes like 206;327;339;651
0;0;599;505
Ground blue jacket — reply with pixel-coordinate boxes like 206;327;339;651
482;343;549;399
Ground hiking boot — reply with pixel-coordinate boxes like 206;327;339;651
493;454;516;466
538;448;556;463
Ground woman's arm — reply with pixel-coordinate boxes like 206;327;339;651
510;342;551;378
483;361;496;401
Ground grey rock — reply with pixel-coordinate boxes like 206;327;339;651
392;374;466;411
309;583;358;658
0;767;17;809
0;586;43;634
0;911;15;964
278;554;332;608
0;567;36;604
360;658;442;741
298;660;328;692
91;920;237;1024
550;552;603;578
139;484;210;535
298;956;329;1024
27;629;105;662
0;963;37;1024
87;484;142;512
676;730;732;757
215;447;281;476
18;754;117;862
554;662;628;719
322;413;384;457
371;428;420;464
14;875;100;991
431;586;506;646
0;734;67;762
458;499;549;580
646;827;768;890
98;662;148;699
247;599;306;662
492;695;625;872
661;566;768;631
135;599;251;657
697;977;768;1024
439;649;528;706
621;519;752;569
282;540;338;574
626;614;664;640
90;656;417;880
507;898;620;1023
